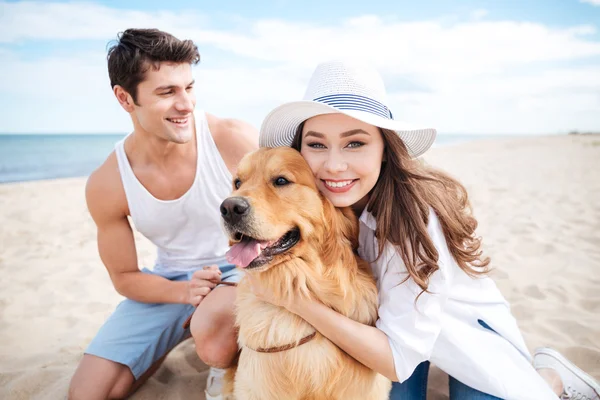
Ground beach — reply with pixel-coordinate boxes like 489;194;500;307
0;134;599;399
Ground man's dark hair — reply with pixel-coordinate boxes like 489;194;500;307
107;28;200;104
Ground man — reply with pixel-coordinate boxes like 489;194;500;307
68;28;257;400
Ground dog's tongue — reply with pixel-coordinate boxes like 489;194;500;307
226;239;271;268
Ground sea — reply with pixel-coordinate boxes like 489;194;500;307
0;133;508;184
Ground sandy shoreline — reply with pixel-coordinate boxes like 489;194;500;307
1;135;599;399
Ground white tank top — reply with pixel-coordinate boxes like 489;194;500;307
115;111;232;273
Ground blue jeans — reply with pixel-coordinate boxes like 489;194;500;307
389;361;503;399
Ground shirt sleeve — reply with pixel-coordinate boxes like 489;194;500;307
375;210;454;382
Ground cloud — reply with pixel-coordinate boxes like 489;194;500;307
1;1;599;134
470;9;489;20
580;0;600;6
0;1;209;43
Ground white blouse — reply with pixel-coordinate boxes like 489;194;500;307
358;209;558;400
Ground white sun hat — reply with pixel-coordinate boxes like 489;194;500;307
259;60;437;158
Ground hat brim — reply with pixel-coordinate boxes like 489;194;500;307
259;101;437;158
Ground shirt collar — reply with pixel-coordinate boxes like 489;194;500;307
359;208;377;231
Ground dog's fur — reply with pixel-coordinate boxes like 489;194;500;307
221;147;391;400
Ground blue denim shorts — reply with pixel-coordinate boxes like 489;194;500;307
84;264;241;379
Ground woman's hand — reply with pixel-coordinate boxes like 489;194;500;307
246;271;397;381
246;272;304;313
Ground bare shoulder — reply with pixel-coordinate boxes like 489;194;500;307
206;112;259;174
85;152;129;225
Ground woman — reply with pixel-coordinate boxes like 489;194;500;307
250;60;599;399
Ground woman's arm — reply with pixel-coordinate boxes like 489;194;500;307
290;296;399;381
245;210;454;383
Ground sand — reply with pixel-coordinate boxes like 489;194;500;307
0;135;599;399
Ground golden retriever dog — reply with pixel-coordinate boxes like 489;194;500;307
219;147;391;400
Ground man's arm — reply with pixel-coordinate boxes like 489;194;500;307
85;157;202;304
208;114;259;174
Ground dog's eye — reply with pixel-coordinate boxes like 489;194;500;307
234;179;242;189
273;177;290;186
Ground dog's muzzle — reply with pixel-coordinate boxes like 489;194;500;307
220;196;250;225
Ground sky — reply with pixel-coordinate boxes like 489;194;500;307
0;0;599;135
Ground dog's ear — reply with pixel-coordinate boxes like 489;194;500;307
321;195;360;251
337;206;360;250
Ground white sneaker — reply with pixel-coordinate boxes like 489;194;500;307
205;367;226;400
534;347;600;400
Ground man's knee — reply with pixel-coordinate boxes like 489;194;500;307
68;355;133;400
195;336;238;368
192;309;238;368
69;381;130;400
190;287;238;368
67;381;90;400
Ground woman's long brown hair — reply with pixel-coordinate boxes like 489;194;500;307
292;124;490;295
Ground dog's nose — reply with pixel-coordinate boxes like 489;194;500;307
220;197;250;224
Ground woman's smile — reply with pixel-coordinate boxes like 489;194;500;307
321;178;359;193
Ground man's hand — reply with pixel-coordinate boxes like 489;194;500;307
187;265;222;306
